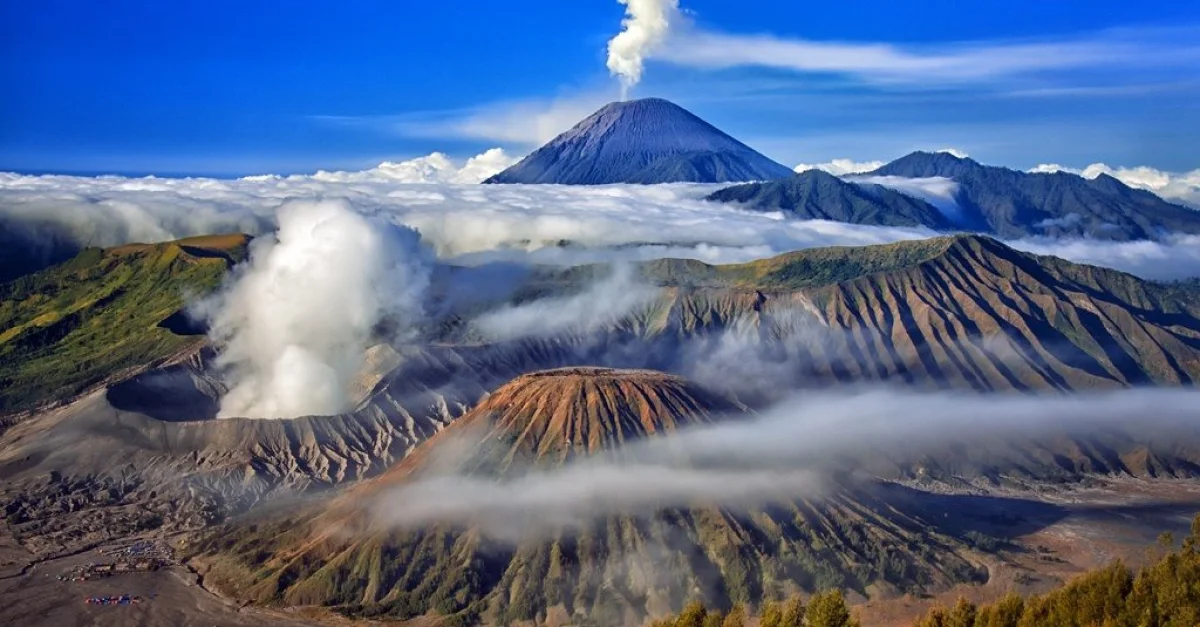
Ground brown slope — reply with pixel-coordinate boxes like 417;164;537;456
200;369;985;625
622;235;1200;392
792;235;1200;390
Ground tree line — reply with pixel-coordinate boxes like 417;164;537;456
642;514;1200;627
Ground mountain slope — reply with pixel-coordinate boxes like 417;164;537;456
632;235;1200;393
869;152;1200;239
0;234;250;414
705;169;956;229
483;98;793;185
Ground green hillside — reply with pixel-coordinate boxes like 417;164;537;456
0;234;250;413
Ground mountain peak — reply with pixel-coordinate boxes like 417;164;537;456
870;151;984;178
483;98;793;185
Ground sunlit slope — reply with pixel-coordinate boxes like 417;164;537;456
632;234;1200;389
484;98;793;185
0;234;250;413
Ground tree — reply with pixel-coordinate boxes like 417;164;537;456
946;597;976;627
721;604;746;627
700;610;724;627
780;595;805;627
675;601;708;627
974;594;1022;627
758;600;782;627
805;590;860;627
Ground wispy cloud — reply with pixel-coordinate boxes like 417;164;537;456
317;89;618;147
655;24;1200;86
794;158;883;176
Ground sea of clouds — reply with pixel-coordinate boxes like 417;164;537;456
3;150;1200;280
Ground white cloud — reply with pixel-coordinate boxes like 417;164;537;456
474;264;659;340
393;92;617;146
656;25;1195;85
4;164;1200;281
848;175;964;222
937;148;970;159
793;158;884;176
1031;162;1200;209
372;386;1200;538
301;149;517;184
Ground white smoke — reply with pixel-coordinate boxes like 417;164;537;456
203;200;431;419
606;0;681;98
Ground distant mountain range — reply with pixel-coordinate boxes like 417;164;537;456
483;98;794;185
707;169;957;229
480;96;1200;241
712;151;1200;240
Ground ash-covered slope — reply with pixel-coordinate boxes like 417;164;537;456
201;368;982;623
869;151;1200;239
483;98;793;185
705;169;956;229
636;234;1200;393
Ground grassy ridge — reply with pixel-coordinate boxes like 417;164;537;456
0;234;249;413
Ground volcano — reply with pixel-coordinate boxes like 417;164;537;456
201;368;984;624
483;98;794;185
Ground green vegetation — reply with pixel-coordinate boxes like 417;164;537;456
915;514;1200;627
648;591;859;627
0;234;248;413
639;236;958;290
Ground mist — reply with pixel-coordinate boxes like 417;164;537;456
371;386;1200;541
472;264;659;340
201;199;431;419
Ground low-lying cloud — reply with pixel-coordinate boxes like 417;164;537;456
4;157;1200;282
849;175;966;223
474;264;659;340
372;386;1200;540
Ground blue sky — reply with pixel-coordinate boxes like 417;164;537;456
2;0;1199;177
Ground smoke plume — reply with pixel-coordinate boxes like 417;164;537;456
607;0;680;98
203;200;431;418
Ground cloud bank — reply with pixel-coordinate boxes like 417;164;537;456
4;159;1200;282
201;200;431;418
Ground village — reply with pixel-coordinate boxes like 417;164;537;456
55;538;175;603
